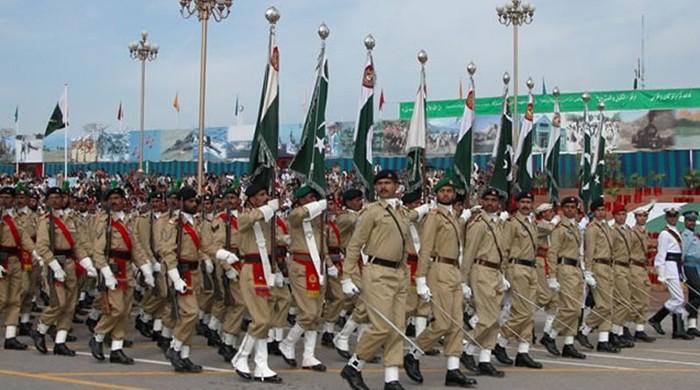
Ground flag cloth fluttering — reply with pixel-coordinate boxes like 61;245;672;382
45;87;68;137
352;47;376;199
405;58;427;194
172;93;180;113
514;91;534;193
454;75;475;191
579;103;592;209
489;85;513;196
545;95;561;202
117;101;124;121
589;105;606;202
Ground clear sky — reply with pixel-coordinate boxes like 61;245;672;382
1;0;697;135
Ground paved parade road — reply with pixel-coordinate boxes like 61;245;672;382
2;308;700;390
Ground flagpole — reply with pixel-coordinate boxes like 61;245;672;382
64;84;68;179
14;106;19;174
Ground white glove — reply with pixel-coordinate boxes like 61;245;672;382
216;249;239;265
415;276;432;301
414;204;430;219
48;259;67;282
79;257;98;278
468;314;479;329
499;275;511;292
499;211;509;222
547;277;561;292
327;265;339;279
274;272;284;288
259;200;278;222
225;267;239;281
204;259;214;274
551;215;561;225
32;250;43;263
139;263;155;288
461;283;472;300
656;266;667;284
584;271;597;288
460;209;472;222
167;268;187;293
267;199;279;212
0;264;6;278
305;199;328;219
100;266;117;290
341;278;360;296
152;261;162;273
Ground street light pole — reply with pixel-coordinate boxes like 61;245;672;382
129;31;159;174
496;0;535;141
179;0;233;194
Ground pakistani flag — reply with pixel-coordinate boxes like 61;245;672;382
249;28;280;188
590;108;606;202
489;87;513;195
289;42;329;195
514;92;534;193
405;62;427;194
352;50;376;199
578;105;592;209
545;97;561;202
454;76;475;191
45;87;68;137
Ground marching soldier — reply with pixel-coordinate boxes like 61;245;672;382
533;203;559;343
628;206;656;342
541;196;586;359
197;194;221;347
32;187;97;356
230;181;283;383
278;185;330;371
682;210;700;337
160;187;206;372
320;195;347;347
460;188;509;377
579;198;619;353
648;207;694;339
89;188;154;364
609;203;635;348
16;186;40;338
496;191;543;368
403;177;477;388
340;170;413;390
268;211;292;354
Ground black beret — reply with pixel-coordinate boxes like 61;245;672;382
149;192;166;202
177;187;198;201
216;193;225;200
105;188;126;199
221;187;240;196
202;193;214;202
454;192;466;203
45;187;63;198
342;189;363;202
244;181;267;198
589;197;605;212
0;187;16;197
560;196;579;206
481;187;502;199
75;196;88;203
374;169;398;184
683;210;698;220
516;191;534;201
401;190;421;204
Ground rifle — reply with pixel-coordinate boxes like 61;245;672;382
168;214;182;321
46;206;59;307
148;211;162;297
100;204;112;315
221;207;233;306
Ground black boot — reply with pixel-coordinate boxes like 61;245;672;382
110;349;135;365
72;314;84;324
340;365;369;390
196;320;207;336
405;323;416;337
596;341;620;353
383;381;405;390
206;330;222;347
460;352;477;372
622;327;635;342
218;344;236;362
609;333;621;349
336;347;351;359
672;314;695;340
648;306;670;335
157;336;171;354
634;330;656;342
493;345;513;365
403;353;423;383
614;333;635;348
166;348;188;372
445;369;477;388
476;362;505;377
135;317;153;339
85;317;98;333
181;357;202;373
4;337;28;350
151;330;161;342
321;332;334;347
540;334;561;356
514;353;542;369
89;338;105;360
268;340;282;356
688;327;700;337
18;322;31;336
424;348;441;356
575;332;594;350
31;330;47;354
53;343;76;356
562;344;586;359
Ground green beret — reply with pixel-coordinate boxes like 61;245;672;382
293;185;318;200
433;177;455;193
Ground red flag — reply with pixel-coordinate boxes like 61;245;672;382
379;89;385;112
116;101;124;121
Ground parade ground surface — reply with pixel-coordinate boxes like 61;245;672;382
2;290;699;390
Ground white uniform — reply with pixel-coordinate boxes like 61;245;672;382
654;224;686;314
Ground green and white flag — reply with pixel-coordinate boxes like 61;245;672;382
545;97;561;202
405;62;427;194
352;50;376;199
579;104;592;209
45;87;68;137
454;76;475;191
590;107;606;202
490;86;513;195
514;92;534;193
289;41;329;195
249;26;280;188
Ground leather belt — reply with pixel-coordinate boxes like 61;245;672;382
292;252;313;262
109;250;131;261
435;256;458;266
615;261;630;268
666;253;682;262
54;249;73;257
406;254;418;262
558;257;579;267
369;257;401;269
509;258;536;268
593;258;612;266
328;247;341;255
475;258;500;270
0;246;19;256
631;259;647;267
243;254;262;263
177;260;198;271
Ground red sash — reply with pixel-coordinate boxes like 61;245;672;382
276;217;288;234
110;219;133;289
406;254;418;287
52;216;82;278
328;221;341;248
111;219;133;252
219;213;239;230
181;222;201;250
3;215;31;271
248;259;271;297
293;254;321;298
180;269;193;295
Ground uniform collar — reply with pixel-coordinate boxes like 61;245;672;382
437;203;453;215
113;210;126;222
181;211;194;225
18;206;29;215
666;224;679;233
152;211;162;219
382;198;399;210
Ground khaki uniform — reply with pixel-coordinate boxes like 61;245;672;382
535;219;558;311
92;213;148;341
0;209;35;328
340;210;369;325
287;205;330;331
134;211;168;321
502;213;538;344
584;220;614;333
611;223;633;326
415;206;463;357
196;214;216;318
160;213;204;344
36;211;90;331
15;207;40;318
628;225;651;325
463;210;506;350
321;217;348;325
344;199;411;367
269;217;292;330
405;216;431;318
547;218;583;337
